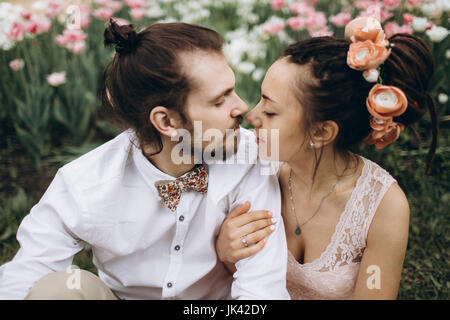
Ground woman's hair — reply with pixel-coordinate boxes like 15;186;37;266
100;19;224;154
282;33;437;175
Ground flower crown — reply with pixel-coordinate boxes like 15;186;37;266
345;17;408;149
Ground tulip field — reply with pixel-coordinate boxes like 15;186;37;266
0;0;449;299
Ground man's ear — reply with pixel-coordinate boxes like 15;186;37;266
310;120;339;149
149;106;179;138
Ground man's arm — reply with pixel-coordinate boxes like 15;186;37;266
229;161;290;300
0;170;85;299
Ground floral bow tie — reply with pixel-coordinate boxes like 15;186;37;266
155;165;208;212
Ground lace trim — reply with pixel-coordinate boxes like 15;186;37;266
299;156;395;272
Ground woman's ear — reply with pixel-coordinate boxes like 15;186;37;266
149;106;179;138
310;120;339;148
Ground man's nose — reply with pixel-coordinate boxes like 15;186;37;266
230;95;249;118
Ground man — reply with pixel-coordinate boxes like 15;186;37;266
0;19;289;300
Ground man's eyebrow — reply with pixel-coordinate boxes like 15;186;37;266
208;86;234;103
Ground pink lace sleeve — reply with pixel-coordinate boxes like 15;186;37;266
361;164;396;244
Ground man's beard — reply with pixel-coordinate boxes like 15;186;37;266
183;116;243;163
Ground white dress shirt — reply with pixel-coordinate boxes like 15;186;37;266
0;128;290;300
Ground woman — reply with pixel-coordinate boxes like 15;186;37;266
216;17;437;299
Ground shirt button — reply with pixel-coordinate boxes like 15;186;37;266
174;245;181;251
167;282;173;288
179;215;184;221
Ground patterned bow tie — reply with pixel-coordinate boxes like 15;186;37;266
155;165;208;212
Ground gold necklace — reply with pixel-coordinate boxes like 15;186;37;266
288;168;341;236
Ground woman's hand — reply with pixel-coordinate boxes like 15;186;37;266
216;201;277;267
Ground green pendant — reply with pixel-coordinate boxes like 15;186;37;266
295;226;301;235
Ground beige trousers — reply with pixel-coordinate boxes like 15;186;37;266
25;270;119;300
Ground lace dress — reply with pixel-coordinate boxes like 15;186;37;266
286;156;396;300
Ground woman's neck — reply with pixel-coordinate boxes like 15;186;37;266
287;146;356;198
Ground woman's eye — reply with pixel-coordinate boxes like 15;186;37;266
263;111;275;117
215;101;225;107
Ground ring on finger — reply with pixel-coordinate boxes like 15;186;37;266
241;236;249;248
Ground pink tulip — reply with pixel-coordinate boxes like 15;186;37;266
63;29;87;42
425;21;435;31
106;1;123;12
67;41;86;54
271;0;284;10
94;7;114;20
289;2;316;16
45;1;63;18
35;16;52;34
24;21;39;34
47;72;66;87
402;13;415;25
308;26;333;37
407;0;423;7
329;12;352;27
262;22;284;35
8;22;24;41
380;9;393;22
20;10;32;20
79;4;92;14
56;35;69;47
287;16;306;30
9;59;24;71
130;8;146;20
56;28;87;54
124;0;146;9
355;0;381;10
80;13;91;28
383;0;402;10
306;11;327;28
384;22;413;38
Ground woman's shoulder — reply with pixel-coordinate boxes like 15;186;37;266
364;159;410;244
359;155;397;186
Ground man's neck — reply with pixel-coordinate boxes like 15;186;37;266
142;140;196;178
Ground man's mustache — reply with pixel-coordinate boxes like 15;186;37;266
231;115;243;129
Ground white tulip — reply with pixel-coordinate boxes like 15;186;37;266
438;93;448;104
412;17;428;32
426;26;449;42
237;61;256;74
46;72;67;87
446;50;450;60
252;69;265;82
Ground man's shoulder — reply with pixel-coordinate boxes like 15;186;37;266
207;127;278;203
59;130;133;190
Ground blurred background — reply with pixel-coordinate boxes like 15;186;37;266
0;0;448;299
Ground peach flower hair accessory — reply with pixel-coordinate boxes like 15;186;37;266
363;84;408;148
347;40;391;71
344;17;409;149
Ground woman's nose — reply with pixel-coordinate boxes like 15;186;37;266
245;105;262;128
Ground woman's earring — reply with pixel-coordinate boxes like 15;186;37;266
310;141;315;149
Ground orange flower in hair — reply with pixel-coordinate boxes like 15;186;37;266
347;41;391;71
366;84;408;119
364;122;405;149
345;17;388;44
